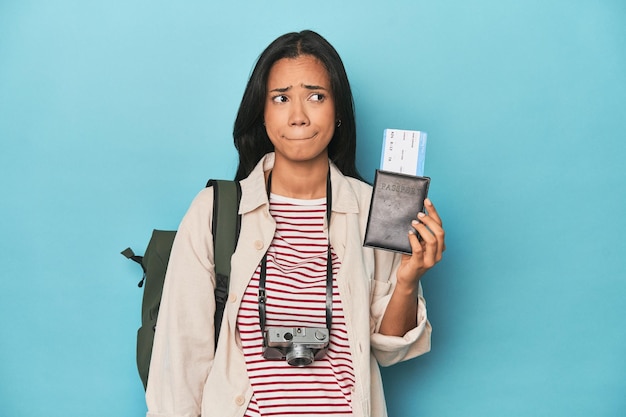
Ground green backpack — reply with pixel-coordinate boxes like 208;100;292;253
121;179;241;390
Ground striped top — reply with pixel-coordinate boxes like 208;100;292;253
237;194;355;417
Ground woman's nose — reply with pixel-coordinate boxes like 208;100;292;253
288;101;310;126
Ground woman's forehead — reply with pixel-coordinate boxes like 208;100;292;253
267;55;330;88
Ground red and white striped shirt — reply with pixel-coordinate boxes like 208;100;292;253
237;194;355;416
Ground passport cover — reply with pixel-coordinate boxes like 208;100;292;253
364;170;430;254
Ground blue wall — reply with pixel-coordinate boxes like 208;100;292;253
1;1;624;416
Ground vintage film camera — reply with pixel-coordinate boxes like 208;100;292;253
263;326;330;367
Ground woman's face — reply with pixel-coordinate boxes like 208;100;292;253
264;55;336;166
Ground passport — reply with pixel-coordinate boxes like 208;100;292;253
364;170;430;254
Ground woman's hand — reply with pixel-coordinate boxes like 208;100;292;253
379;198;445;336
396;198;446;288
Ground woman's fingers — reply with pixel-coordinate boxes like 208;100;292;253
418;199;446;257
424;198;443;226
409;200;445;260
401;198;447;284
410;219;438;267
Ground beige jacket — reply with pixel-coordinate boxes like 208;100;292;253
146;153;431;417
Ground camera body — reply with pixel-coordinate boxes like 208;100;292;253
263;326;330;367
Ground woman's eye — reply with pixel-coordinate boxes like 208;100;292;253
310;93;325;102
272;95;288;103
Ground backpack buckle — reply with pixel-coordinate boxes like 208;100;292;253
215;273;229;304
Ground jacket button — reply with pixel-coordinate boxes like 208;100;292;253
254;240;264;250
229;293;237;303
235;395;245;406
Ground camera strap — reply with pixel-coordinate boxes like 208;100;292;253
258;168;333;332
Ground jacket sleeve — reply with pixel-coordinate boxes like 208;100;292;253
369;242;432;367
346;177;432;367
146;188;217;417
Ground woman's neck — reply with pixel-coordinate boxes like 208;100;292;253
267;158;329;199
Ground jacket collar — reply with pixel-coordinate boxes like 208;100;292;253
239;153;360;215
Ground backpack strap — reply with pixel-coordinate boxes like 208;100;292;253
207;179;242;345
121;247;147;287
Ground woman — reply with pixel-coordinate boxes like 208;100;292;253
146;30;445;417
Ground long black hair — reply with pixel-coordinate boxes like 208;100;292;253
233;30;362;181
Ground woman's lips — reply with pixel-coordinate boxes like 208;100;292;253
283;132;317;140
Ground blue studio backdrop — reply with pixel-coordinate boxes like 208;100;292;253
1;1;625;416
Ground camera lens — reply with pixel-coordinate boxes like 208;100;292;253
286;345;314;367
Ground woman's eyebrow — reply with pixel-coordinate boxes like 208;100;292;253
303;84;327;90
269;86;291;93
268;84;328;93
